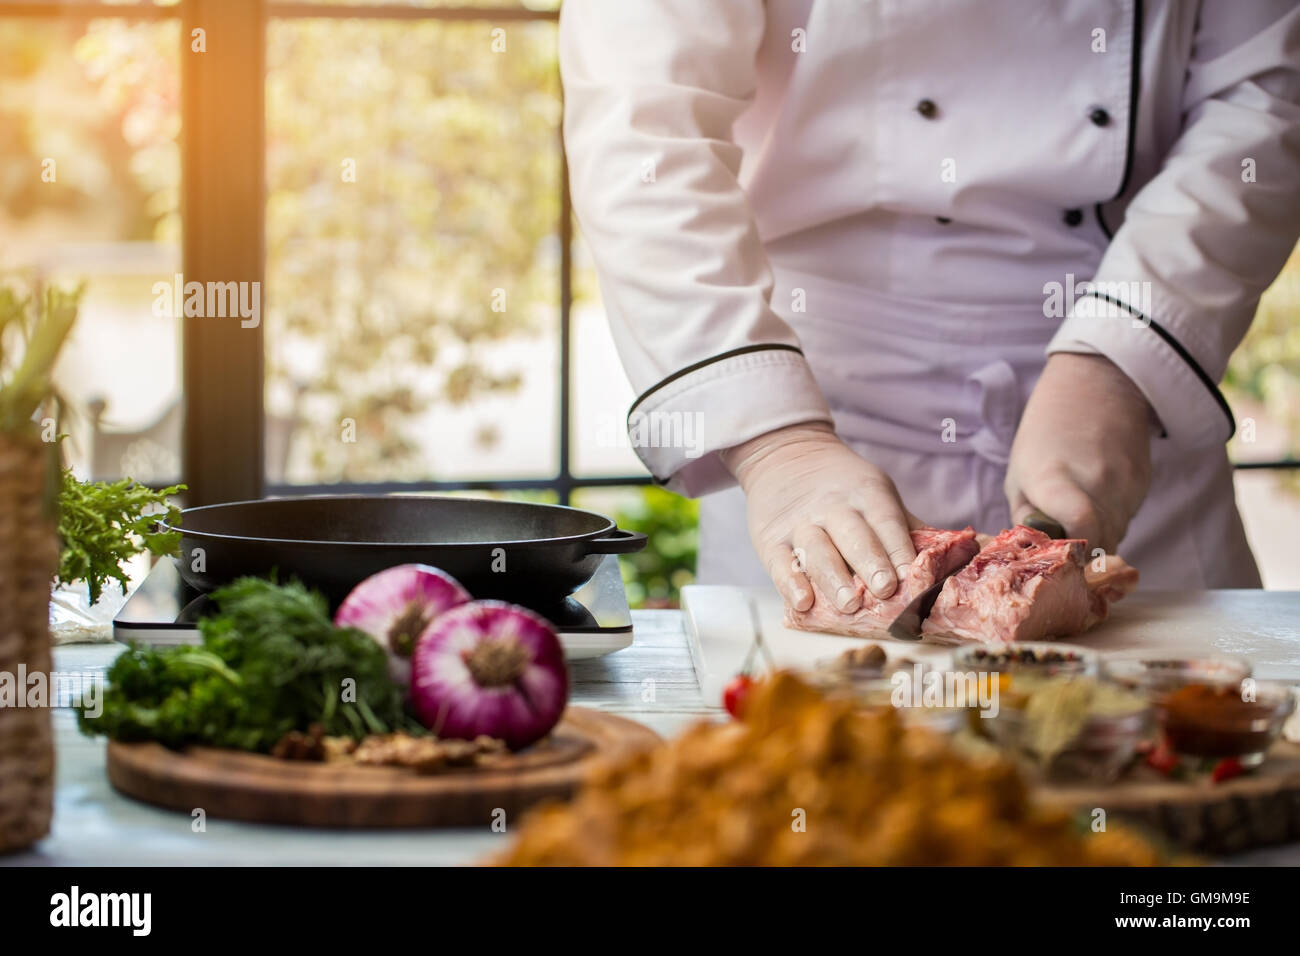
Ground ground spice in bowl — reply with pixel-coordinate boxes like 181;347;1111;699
1158;683;1295;763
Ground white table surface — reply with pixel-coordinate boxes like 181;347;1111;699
7;609;1299;866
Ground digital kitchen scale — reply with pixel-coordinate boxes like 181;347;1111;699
115;555;634;659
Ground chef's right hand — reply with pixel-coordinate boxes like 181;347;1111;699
720;422;919;613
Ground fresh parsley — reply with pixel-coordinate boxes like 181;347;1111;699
80;577;417;751
55;470;185;605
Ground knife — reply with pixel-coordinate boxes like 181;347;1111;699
1022;508;1067;540
885;509;1067;641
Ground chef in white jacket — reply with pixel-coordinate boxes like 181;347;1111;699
560;0;1300;613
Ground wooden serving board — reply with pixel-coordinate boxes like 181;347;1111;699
1035;741;1300;855
106;707;659;829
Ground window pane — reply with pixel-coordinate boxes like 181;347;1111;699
265;16;561;485
0;17;182;483
1233;470;1300;589
1225;244;1300;588
570;233;645;478
1225;245;1300;466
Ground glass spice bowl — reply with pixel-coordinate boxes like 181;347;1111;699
1155;680;1296;767
951;642;1099;678
1101;656;1252;695
807;658;971;735
983;700;1154;784
977;672;1153;784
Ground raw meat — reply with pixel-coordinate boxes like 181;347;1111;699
1083;553;1140;627
922;526;1138;643
783;526;979;636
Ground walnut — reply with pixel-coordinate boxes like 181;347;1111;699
321;736;358;762
352;732;506;774
271;723;328;761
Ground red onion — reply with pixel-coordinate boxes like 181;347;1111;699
410;600;568;750
334;564;471;686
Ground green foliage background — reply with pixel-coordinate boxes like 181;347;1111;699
611;487;698;608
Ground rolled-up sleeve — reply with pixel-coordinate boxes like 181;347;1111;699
559;0;832;496
1048;0;1300;448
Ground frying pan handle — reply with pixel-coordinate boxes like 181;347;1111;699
583;528;648;555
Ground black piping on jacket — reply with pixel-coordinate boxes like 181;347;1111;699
627;343;805;485
1085;0;1233;442
1080;291;1236;442
1095;0;1143;239
627;343;804;416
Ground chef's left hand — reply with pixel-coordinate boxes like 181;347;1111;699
1005;353;1154;554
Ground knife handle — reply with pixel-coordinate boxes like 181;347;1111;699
1022;509;1067;540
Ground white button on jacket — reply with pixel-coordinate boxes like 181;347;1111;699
560;0;1300;588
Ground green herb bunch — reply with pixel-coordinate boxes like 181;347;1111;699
81;577;416;751
56;469;186;604
0;284;80;434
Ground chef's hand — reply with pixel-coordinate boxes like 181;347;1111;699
1005;353;1154;554
721;422;919;613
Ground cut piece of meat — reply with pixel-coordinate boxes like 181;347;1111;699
922;526;1087;643
922;526;1138;643
1083;553;1140;629
784;526;979;636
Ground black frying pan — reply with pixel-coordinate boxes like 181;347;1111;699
160;495;647;604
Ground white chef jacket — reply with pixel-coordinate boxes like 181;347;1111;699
560;0;1300;589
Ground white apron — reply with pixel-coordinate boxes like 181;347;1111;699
697;266;1261;591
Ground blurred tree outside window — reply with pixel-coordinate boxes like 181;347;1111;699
265;16;562;484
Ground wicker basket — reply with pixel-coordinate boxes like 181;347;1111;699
0;434;57;853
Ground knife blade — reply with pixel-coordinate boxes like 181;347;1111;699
886;548;979;642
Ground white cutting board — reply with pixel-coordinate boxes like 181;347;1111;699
681;585;1300;704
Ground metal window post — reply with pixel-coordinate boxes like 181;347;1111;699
180;0;266;505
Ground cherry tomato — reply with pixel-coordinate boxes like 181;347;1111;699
723;674;756;719
1211;757;1245;784
1146;737;1178;775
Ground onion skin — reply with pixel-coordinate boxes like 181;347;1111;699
334;564;471;687
410;600;569;750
